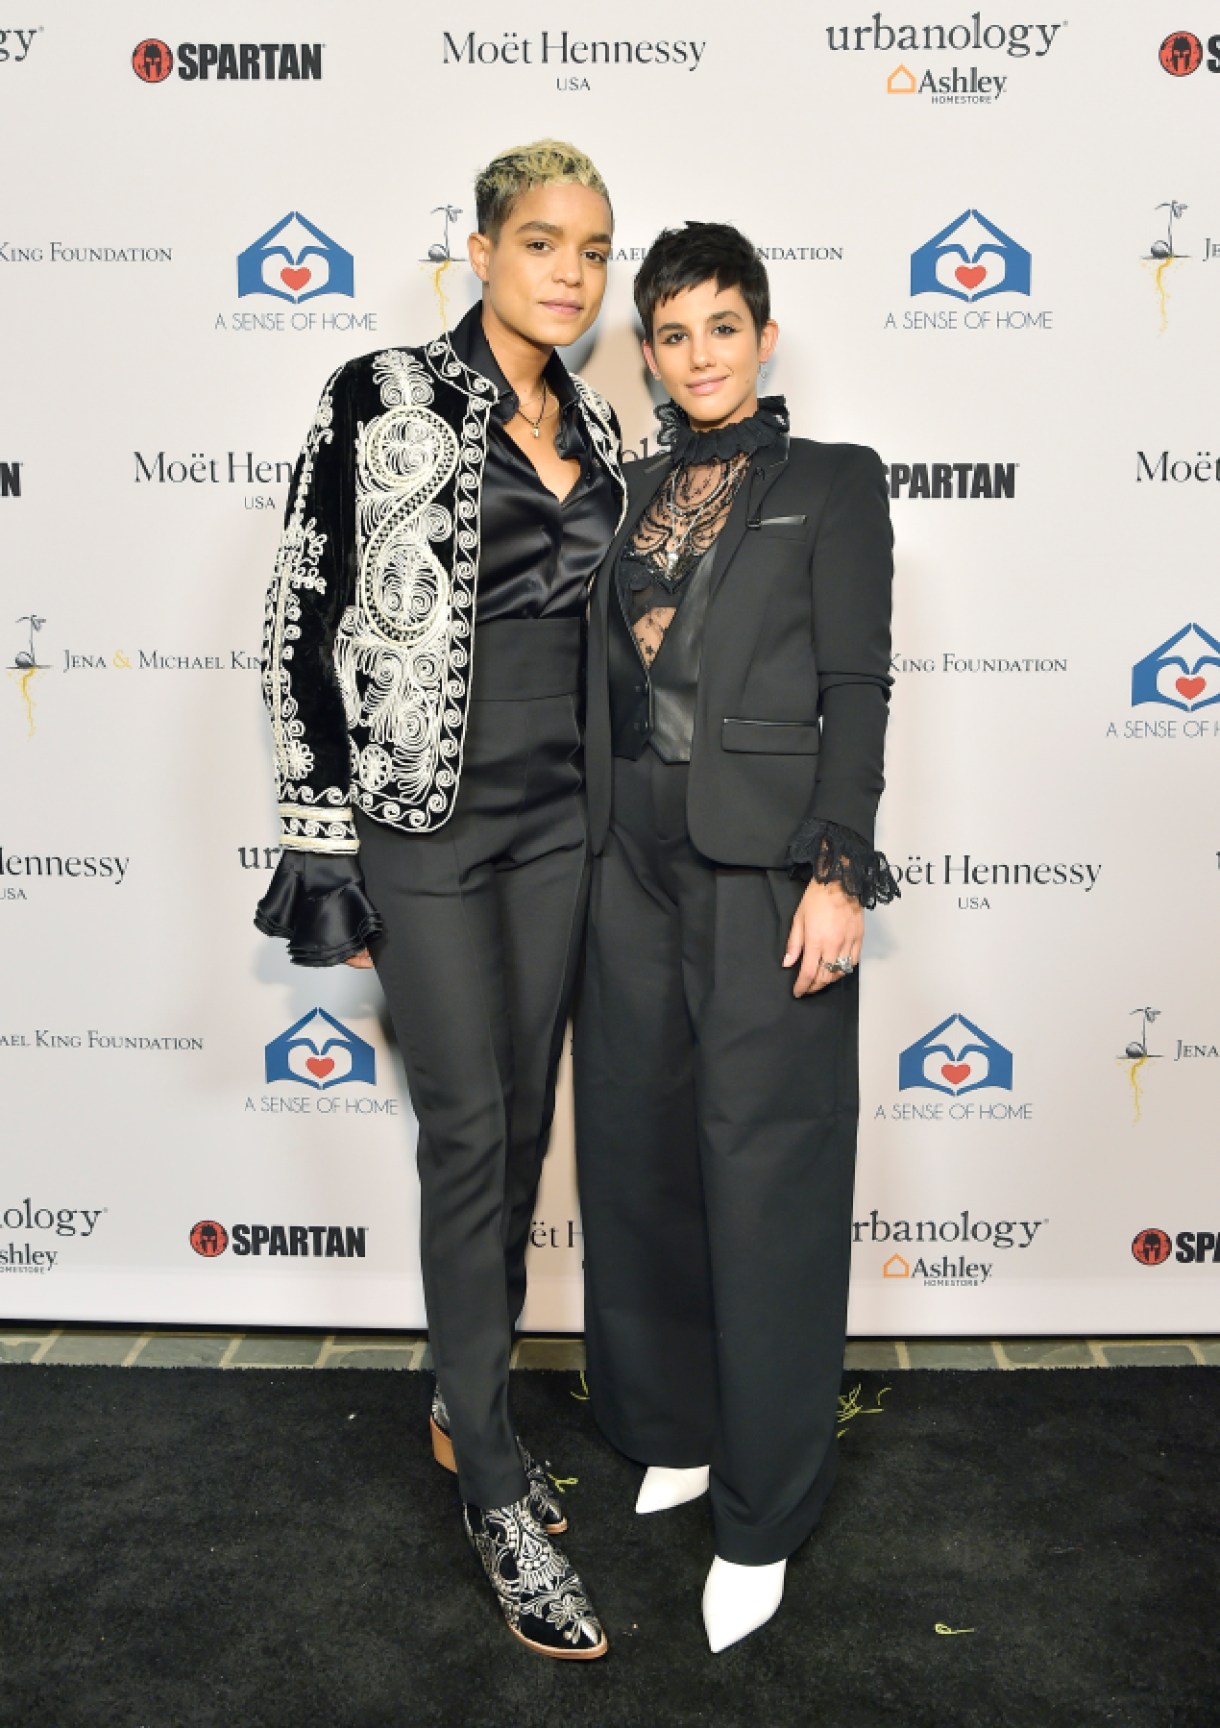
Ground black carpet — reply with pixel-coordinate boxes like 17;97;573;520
2;1366;1216;1728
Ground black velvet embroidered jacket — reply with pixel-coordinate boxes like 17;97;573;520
260;315;626;857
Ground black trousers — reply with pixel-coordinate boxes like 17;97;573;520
356;620;588;1509
573;749;859;1565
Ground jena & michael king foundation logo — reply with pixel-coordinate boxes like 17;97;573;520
854;1208;1049;1288
824;11;1067;106
1114;1005;1218;1124
885;209;1052;335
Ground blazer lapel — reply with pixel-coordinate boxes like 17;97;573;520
593;453;671;619
709;435;791;599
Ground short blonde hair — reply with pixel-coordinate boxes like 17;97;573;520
475;139;612;238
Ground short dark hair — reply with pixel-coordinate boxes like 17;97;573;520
634;222;770;340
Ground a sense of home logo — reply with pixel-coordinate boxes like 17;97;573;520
264;1009;376;1090
236;213;354;304
898;1013;1014;1095
1131;623;1220;712
911;209;1031;301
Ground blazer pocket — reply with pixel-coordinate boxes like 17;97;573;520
721;718;820;755
749;514;808;541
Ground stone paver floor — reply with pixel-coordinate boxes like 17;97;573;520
1;1328;1216;1370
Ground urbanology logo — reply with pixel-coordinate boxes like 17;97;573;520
0;1198;106;1275
0;27;40;63
827;14;1065;56
855;1208;1048;1287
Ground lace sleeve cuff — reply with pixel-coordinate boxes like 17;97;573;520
254;850;384;967
785;819;901;909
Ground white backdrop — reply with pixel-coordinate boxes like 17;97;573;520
4;0;1218;1334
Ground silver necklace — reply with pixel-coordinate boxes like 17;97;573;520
663;459;740;572
514;380;548;440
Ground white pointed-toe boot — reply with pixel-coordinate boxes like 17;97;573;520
635;1464;711;1514
702;1555;787;1652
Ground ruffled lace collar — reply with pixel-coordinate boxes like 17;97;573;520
655;394;789;466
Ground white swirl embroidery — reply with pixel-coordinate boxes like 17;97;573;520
262;365;359;851
334;349;486;831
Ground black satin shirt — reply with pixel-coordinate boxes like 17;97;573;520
448;302;617;622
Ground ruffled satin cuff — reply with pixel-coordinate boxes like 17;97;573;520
786;819;901;909
253;851;384;967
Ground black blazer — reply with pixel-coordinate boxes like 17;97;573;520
585;434;894;866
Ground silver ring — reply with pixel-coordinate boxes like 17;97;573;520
821;956;855;976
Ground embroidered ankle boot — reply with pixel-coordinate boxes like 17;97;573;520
462;1498;608;1660
431;1387;569;1534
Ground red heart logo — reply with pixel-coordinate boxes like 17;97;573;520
281;266;312;291
941;1062;971;1085
955;265;987;290
1176;676;1206;700
306;1057;334;1079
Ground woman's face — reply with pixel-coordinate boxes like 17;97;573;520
470;181;613;349
643;280;778;431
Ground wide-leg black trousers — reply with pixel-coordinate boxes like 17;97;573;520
356;620;588;1510
573;749;859;1564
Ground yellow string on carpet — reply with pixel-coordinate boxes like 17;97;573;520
837;1382;891;1438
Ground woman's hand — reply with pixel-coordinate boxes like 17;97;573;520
783;880;863;998
344;948;374;969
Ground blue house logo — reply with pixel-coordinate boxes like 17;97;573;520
1131;622;1220;712
911;210;1031;302
899;1013;1013;1096
265;1008;375;1089
237;212;354;303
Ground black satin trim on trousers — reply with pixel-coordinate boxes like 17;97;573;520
254;851;384;967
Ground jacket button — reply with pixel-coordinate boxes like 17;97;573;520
634;683;644;695
634;719;646;732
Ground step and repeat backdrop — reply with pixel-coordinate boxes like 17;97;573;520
3;2;1217;1334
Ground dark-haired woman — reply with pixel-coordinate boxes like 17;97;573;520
255;141;626;1660
575;221;898;1651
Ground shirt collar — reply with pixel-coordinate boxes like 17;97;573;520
448;300;578;427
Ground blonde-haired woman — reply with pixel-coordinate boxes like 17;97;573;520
256;142;625;1659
